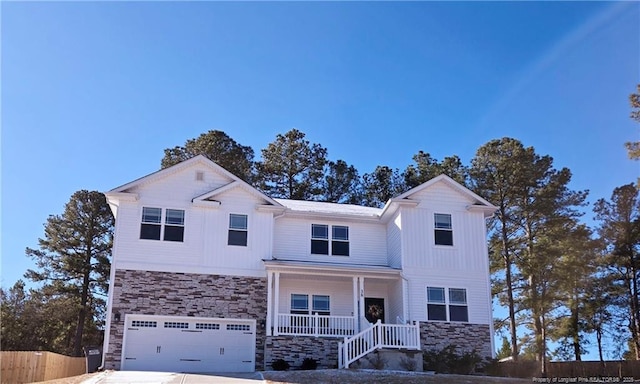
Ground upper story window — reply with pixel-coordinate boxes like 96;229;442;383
434;213;453;246
164;209;185;242
332;226;349;256
311;224;349;256
228;214;248;246
140;207;184;242
427;287;468;322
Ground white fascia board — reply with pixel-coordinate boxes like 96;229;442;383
379;198;419;222
281;210;381;223
263;259;401;279
192;181;284;208
466;204;498;218
255;204;286;214
104;191;139;202
192;200;222;209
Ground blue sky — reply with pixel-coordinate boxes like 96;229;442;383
2;2;638;359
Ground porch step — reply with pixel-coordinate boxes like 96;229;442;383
349;349;423;372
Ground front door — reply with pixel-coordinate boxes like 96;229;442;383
364;297;385;324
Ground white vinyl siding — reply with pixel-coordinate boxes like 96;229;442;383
110;177;273;278
387;213;402;268
278;278;353;316
274;217;386;265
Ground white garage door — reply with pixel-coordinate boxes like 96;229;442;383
121;315;255;373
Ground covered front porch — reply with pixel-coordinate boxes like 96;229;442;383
264;260;407;338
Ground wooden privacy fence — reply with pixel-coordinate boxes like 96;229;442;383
0;351;86;383
499;360;640;379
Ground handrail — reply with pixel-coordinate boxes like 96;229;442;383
339;320;421;368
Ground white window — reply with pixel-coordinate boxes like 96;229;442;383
312;295;330;315
228;214;248;246
290;294;309;315
434;213;453;246
164;209;185;242
140;207;184;242
311;224;349;256
331;226;349;256
427;287;468;322
290;294;330;315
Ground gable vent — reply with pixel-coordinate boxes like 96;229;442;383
196;171;204;181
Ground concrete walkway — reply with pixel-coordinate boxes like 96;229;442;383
82;371;266;384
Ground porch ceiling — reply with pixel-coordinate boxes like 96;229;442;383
263;259;401;279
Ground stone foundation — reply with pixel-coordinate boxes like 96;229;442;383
265;336;340;370
351;349;423;371
104;269;267;371
419;322;492;359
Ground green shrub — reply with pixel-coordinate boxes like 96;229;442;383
271;358;290;371
423;344;482;374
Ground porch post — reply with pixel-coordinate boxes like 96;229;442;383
402;278;409;323
358;276;365;326
266;271;273;336
352;277;358;332
274;272;280;336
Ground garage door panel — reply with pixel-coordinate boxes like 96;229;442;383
122;315;255;373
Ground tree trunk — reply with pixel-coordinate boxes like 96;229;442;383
541;314;547;376
631;263;640;360
73;250;92;357
597;327;604;362
501;213;518;361
572;295;581;361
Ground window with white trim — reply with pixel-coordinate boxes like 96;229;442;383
290;294;309;315
164;209;185;242
140;207;185;242
434;213;453;246
228;214;248;246
311;224;349;256
427;287;468;322
290;294;330;315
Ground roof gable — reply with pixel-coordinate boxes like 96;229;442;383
194;180;282;207
396;174;495;207
108;155;282;207
379;175;496;220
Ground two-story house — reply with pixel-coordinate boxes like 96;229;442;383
101;155;496;373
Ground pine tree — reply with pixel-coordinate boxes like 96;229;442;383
594;183;640;360
161;130;255;181
470;137;534;362
255;129;328;200
360;166;406;208
404;151;469;189
626;84;640;160
323;159;361;204
25;190;114;356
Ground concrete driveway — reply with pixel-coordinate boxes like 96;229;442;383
81;371;266;384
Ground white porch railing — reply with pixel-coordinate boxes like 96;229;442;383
276;313;356;337
338;319;421;369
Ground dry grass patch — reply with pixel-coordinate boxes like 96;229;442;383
262;369;531;384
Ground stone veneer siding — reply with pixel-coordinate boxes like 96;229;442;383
265;336;340;370
420;322;492;359
104;269;267;371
